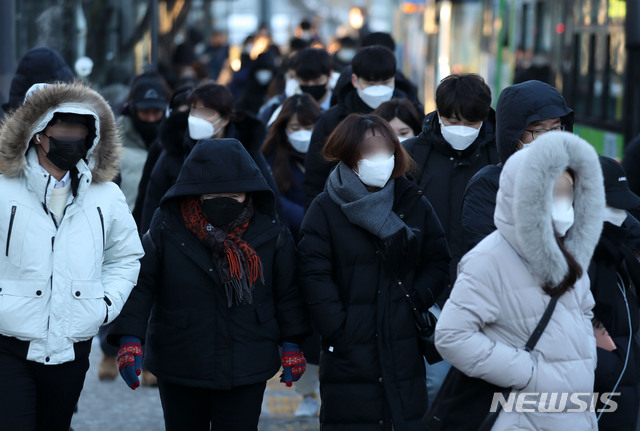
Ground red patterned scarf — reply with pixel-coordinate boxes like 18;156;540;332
181;196;264;307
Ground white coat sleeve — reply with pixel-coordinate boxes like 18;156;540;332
435;251;535;389
101;185;144;325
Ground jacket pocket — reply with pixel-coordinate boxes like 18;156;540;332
0;278;49;339
97;207;105;251
68;280;106;339
5;206;16;257
3;205;29;267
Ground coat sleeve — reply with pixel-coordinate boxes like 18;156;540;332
107;222;161;345
297;198;346;342
101;185;144;326
435;251;535;389
412;198;451;308
140;153;173;233
461;171;499;253
303;114;335;209
272;226;312;343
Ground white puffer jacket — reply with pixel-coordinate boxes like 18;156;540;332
436;132;605;430
0;83;144;364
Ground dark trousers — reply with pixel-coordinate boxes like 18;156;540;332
0;335;91;431
158;379;267;431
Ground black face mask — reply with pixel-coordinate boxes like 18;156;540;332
132;114;162;146
201;197;245;226
300;84;328;102
44;136;87;171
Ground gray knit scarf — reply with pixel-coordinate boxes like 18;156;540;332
326;162;415;250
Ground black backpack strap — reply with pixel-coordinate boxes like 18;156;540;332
524;295;559;352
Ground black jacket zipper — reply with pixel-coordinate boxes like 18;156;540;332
97;207;105;250
6;206;16;256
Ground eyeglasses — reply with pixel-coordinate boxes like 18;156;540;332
523;125;566;141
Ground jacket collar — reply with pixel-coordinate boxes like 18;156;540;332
24;146;91;216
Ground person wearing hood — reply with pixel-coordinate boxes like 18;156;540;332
588;156;640;431
108;139;310;430
404;74;498;293
140;82;280;234
435;132;604;430
303;46;417;208
462;80;574;252
298;114;451;430
118;75;170;210
2;47;74;116
0;82;144;430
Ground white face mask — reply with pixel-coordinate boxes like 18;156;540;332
356;153;395;189
287;129;312;153
438;116;482;151
357;82;394;109
285;78;301;97
604;206;627;227
255;69;273;85
188;115;222;140
551;197;574;237
397;136;409;143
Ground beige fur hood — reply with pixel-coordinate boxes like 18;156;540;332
0;82;122;183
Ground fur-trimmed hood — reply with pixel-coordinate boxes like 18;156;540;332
495;131;605;287
0;82;122;183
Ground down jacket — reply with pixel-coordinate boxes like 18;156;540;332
0;83;144;364
109;139;311;389
436;132;604;430
298;176;451;430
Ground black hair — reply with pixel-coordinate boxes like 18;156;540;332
373;99;423;136
362;32;396;51
189;83;235;119
436;74;491;123
352;46;396;82
292;48;333;80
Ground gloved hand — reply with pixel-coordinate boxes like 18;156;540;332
117;336;143;390
280;342;306;387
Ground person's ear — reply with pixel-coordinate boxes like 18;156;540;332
36;134;41;143
351;74;358;89
219;117;230;130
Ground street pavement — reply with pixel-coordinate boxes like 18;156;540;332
70;339;320;431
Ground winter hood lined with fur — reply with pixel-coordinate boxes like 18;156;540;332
495;131;605;287
0;82;122;183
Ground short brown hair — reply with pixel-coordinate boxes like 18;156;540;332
323;113;414;179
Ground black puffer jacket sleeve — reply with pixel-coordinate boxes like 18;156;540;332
413;198;451;308
297;198;346;342
140;153;177;233
272;226;312;342
107;216;162;345
461;166;500;253
303;114;336;209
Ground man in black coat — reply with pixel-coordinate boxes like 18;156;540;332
589;156;640;431
403;74;498;297
303;46;417;208
461;80;574;252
